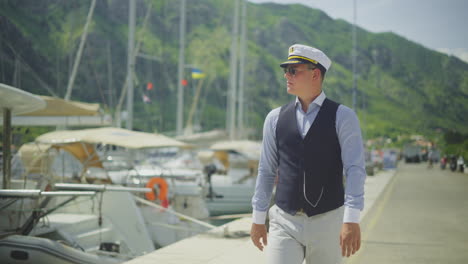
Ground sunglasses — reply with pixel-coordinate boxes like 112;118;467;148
283;66;316;76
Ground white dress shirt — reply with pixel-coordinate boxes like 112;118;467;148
251;91;366;224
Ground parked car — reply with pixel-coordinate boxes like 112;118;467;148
383;149;398;169
403;145;422;163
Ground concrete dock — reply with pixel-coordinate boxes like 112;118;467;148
125;169;397;264
345;163;468;264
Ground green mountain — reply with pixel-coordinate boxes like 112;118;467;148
1;0;467;141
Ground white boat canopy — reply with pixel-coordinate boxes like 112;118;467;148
1;83;47;188
0;83;46;115
12;95;110;126
20;96;100;116
18;142;104;176
0;84;110;126
210;140;261;161
175;129;229;148
36;127;191;149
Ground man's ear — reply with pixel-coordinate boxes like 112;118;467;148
313;68;320;81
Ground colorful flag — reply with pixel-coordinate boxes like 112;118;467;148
142;93;151;103
146;82;154;90
191;68;206;79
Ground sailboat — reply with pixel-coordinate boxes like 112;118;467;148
0;83;146;263
31;127;213;247
202;140;260;216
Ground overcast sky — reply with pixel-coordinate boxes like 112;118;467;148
248;0;468;63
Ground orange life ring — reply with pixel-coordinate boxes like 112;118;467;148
145;177;169;207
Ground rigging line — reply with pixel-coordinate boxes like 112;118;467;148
1;41;58;97
88;59;108;108
13;56;20;88
79;142;104;173
149;221;210;232
0;199;18;211
133;195;216;230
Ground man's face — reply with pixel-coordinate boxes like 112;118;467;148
284;64;316;97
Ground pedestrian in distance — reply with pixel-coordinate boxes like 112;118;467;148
427;142;435;169
450;155;457;172
440;155;447;170
457;155;465;173
250;44;367;264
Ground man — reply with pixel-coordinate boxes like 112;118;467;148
250;44;366;264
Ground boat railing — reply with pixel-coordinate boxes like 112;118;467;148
54;183;151;193
52;183;216;231
0;189;96;198
133;195;216;230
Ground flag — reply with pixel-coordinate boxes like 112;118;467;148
142;93;151;103
146;82;154;90
191;68;206;79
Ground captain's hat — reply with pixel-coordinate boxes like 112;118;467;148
280;44;331;72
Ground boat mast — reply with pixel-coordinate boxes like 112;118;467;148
126;0;136;130
176;0;187;136
352;0;357;111
227;0;240;140
237;0;247;139
64;0;97;101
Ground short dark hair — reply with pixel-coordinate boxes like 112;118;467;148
307;64;326;81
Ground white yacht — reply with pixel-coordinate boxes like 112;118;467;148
1;83;146;263
33;127;213;247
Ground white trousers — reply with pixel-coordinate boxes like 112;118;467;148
266;205;344;264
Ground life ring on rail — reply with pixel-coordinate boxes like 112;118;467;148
145;177;169;208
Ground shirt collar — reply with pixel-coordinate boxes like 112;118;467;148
295;91;327;113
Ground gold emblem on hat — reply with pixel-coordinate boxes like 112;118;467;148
289;47;294;53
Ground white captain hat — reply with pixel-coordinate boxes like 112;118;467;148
280;44;332;72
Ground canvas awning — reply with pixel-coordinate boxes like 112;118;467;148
20;96;100;116
210;140;262;161
10;95;110;126
1;83;47;188
175;129;229;148
36;127;191;149
18;142;103;175
0;83;46;115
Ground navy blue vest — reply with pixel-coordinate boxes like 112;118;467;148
275;98;344;217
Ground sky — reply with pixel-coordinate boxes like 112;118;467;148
248;0;468;63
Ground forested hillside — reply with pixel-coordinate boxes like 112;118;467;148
1;0;467;141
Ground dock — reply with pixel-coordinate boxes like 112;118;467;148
125;169;397;264
124;217;259;264
345;164;468;264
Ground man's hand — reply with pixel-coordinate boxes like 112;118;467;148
250;223;268;251
340;223;361;257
